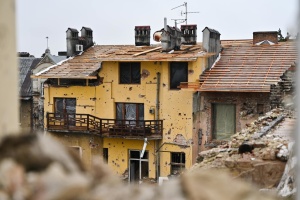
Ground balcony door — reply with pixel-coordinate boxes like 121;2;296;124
54;98;76;126
116;103;144;125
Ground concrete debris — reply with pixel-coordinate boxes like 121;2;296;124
190;107;296;198
0;132;279;200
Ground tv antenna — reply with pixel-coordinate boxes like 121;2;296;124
46;36;49;49
171;2;199;25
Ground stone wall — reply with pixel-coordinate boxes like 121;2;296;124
270;67;295;109
199;92;270;151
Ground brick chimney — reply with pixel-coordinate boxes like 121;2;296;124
181;24;197;45
81;27;93;50
253;31;278;45
135;26;151;46
66;28;79;57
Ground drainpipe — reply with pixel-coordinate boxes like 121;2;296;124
155;72;161;180
155;72;161;120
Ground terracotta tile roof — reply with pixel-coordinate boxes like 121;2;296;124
196;40;297;92
32;44;206;79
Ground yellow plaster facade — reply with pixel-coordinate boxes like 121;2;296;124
43;58;206;179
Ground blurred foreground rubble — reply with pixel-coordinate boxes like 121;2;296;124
0;132;279;200
190;108;296;199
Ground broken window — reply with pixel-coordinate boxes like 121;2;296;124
212;103;236;140
103;148;108;163
170;152;185;175
54;98;76;126
116;103;144;125
170;62;188;89
119;62;141;84
129;150;149;183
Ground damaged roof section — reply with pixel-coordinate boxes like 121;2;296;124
32;44;206;79
197;40;297;92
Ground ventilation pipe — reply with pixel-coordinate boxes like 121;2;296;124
153;17;182;52
164;17;167;31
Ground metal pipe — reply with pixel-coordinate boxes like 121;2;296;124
155;72;161;120
164;18;167;32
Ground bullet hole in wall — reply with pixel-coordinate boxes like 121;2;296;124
188;69;194;74
122;159;125;162
163;83;166;87
129;87;132;91
178;113;181;116
141;69;150;79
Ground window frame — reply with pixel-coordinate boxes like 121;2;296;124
169;62;188;90
116;103;144;121
170;152;186;175
119;62;141;84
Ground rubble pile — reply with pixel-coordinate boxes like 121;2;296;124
0;133;278;200
190;108;296;198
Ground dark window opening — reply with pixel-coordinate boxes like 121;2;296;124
45;76;101;86
129;150;149;183
119;62;141;84
103;148;108;163
170;152;185;175
170;62;188;89
72;32;78;38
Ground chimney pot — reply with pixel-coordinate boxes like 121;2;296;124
135;26;151;46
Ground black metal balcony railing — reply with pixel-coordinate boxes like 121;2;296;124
46;113;163;139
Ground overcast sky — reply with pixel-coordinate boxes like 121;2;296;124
16;0;298;57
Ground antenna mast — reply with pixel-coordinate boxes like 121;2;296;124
46;36;49;49
171;2;199;25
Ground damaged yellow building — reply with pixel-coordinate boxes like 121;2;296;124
32;24;221;182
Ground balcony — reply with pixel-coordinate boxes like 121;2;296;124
46;113;163;140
